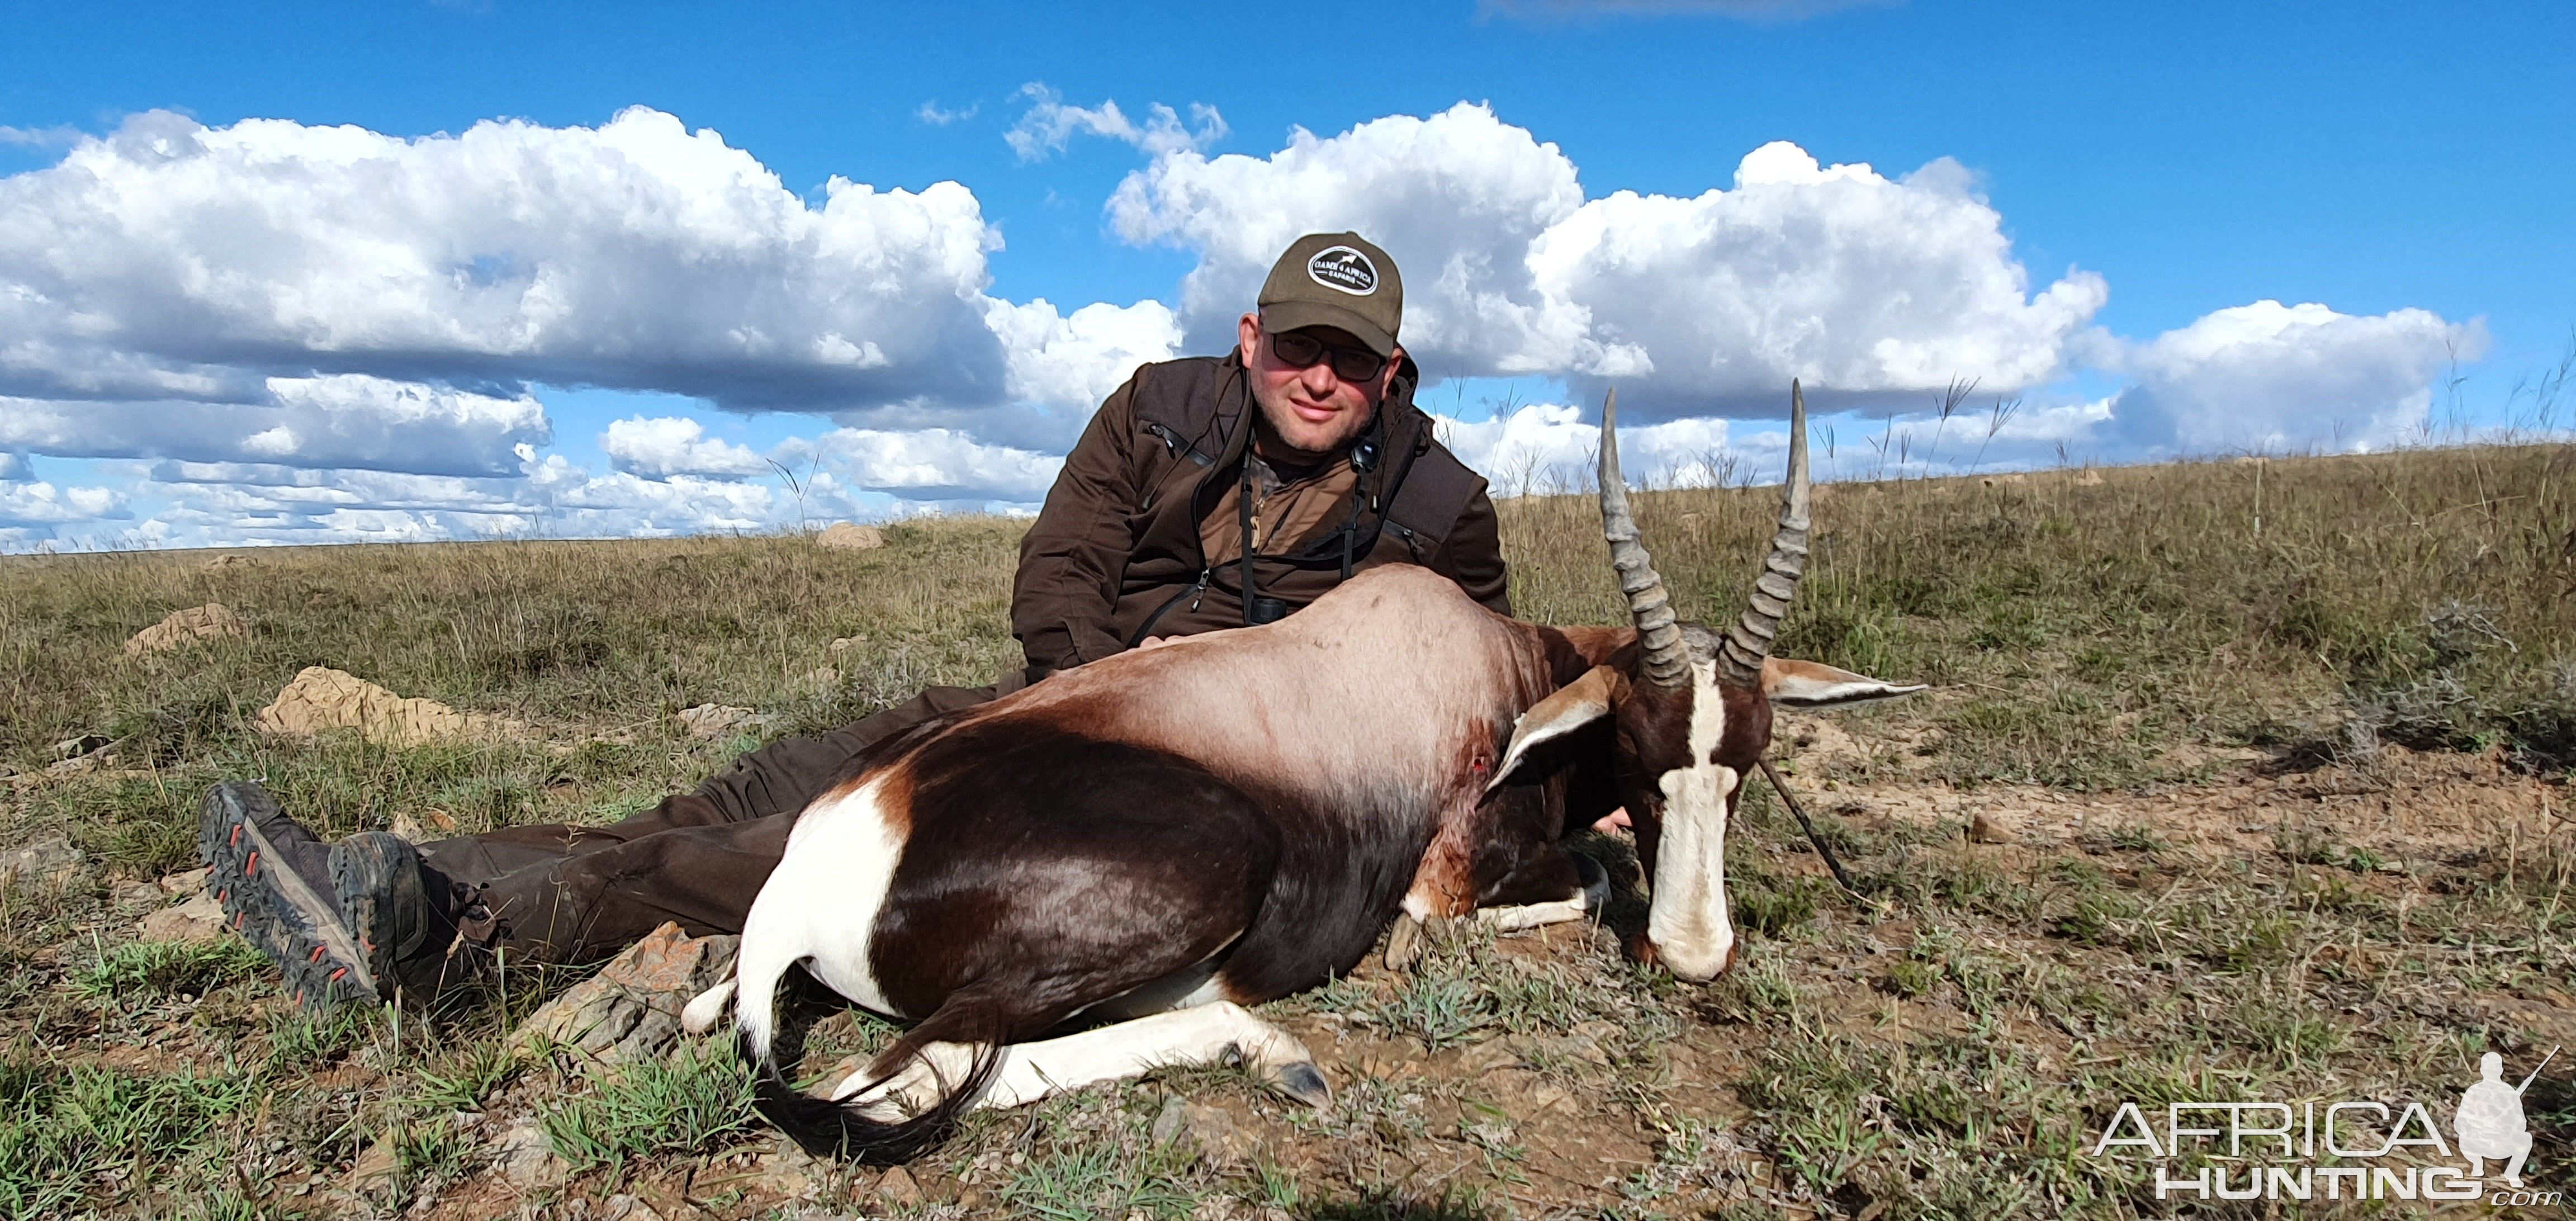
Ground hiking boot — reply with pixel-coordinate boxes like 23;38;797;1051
199;781;434;1011
331;831;434;996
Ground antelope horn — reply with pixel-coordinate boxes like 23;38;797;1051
1714;380;1812;689
1598;389;1690;689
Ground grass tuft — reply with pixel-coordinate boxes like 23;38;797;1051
538;1041;761;1171
73;935;268;1000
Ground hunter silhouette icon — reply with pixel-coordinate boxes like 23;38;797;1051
2457;1047;2556;1188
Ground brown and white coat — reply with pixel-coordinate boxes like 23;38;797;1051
698;384;1921;1162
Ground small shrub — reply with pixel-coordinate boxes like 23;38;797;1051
415;1038;520;1112
1878;958;1938;998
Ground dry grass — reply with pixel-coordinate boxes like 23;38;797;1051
1;440;2572;1219
1508;443;2576;788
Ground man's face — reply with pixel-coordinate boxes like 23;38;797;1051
1237;313;1403;462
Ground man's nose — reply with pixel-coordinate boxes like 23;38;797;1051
1296;359;1342;396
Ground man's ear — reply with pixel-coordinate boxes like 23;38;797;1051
1490;665;1628;791
1763;657;1927;708
1238;313;1262;365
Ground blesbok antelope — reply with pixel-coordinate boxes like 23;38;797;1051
702;383;1920;1161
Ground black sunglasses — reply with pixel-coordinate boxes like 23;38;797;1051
1267;329;1388;382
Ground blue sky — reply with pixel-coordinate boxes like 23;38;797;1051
3;0;2570;548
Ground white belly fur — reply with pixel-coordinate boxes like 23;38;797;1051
738;775;908;1019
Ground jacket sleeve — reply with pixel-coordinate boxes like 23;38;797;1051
1013;375;1149;673
1433;484;1513;617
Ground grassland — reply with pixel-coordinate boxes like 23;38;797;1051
1;441;2571;1219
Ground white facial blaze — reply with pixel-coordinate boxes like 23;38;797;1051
1646;661;1738;982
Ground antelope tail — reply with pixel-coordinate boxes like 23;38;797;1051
735;956;1001;1164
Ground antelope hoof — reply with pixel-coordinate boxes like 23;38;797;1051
1382;915;1423;972
1270;1061;1333;1108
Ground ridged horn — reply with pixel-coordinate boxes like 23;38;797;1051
1598;389;1690;689
1714;380;1812;689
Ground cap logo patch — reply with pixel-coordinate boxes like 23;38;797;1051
1306;245;1379;296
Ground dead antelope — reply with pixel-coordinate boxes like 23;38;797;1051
703;383;1920;1161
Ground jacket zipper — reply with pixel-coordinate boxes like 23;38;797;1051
1128;567;1210;647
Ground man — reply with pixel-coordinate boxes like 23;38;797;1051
203;233;1512;1010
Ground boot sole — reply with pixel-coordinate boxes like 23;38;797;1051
330;831;430;1001
198;785;381;1011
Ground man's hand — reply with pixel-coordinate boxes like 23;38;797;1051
1138;636;1175;650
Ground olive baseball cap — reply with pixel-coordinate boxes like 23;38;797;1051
1257;232;1404;358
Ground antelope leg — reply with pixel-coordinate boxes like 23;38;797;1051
834;1001;1329;1116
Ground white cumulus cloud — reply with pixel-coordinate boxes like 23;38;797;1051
1436;403;1739;493
599;416;772;480
1112;103;1593;379
0;480;124;527
0;376;547;476
1109;105;2106;418
1006;84;1228;162
2105;301;2486;453
790;427;1066;503
1530;144;2106;413
0;101;2496;550
0;107;1007;415
981;297;1183;418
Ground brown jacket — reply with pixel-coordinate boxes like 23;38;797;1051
1013;353;1510;674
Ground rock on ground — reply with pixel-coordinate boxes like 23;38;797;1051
675;703;769;740
1969;809;2021;844
513;922;740;1065
340;1134;399;1194
45;741;126;777
110;879;163;913
873;1164;923;1208
603;1195;667;1221
491;1117;566;1190
139;890;227;943
751;1143;828;1203
1152;1096;1256;1167
815;522;885;551
124;603;248;655
254;666;526;746
388;808;460;842
1;835;92;896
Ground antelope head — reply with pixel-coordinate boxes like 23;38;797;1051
1498;382;1923;981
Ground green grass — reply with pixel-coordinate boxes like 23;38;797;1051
1503;441;2576;787
72;934;268;1001
0;1057;264;1217
1;440;2572;1217
538;1041;761;1172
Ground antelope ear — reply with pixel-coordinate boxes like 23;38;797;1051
1763;657;1927;707
1490;665;1628;792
